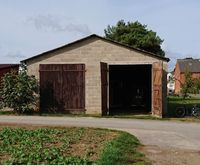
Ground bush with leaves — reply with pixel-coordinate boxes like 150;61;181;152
0;64;39;114
181;70;194;98
193;78;200;94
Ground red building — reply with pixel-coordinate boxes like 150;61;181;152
174;58;200;94
0;64;19;83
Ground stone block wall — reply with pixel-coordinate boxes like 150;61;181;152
26;37;168;115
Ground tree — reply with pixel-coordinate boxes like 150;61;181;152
193;78;200;94
104;20;165;56
0;64;39;114
181;70;194;99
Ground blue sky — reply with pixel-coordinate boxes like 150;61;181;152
0;0;200;71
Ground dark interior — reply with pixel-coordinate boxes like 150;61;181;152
109;65;152;114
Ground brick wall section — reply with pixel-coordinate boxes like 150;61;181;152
175;63;200;94
174;63;181;94
26;37;168;115
0;66;19;83
192;73;200;79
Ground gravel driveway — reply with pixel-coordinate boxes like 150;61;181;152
0;116;200;164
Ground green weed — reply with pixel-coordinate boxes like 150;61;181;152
0;127;149;165
98;132;150;165
0;128;88;164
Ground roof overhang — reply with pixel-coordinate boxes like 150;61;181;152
21;34;170;63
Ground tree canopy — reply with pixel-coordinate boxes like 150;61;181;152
104;20;165;56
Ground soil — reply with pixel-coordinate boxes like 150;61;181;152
0;123;118;162
66;128;118;161
139;145;200;165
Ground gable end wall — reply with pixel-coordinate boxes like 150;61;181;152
26;38;167;115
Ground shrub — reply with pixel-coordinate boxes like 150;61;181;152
181;71;194;98
0;64;39;114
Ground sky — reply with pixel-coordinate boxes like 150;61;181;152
0;0;200;71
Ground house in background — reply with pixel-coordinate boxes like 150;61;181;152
22;34;169;117
0;64;19;83
174;58;200;94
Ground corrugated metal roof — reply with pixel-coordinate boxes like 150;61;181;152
177;58;200;73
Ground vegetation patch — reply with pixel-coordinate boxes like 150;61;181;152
167;96;200;117
0;64;39;114
98;132;150;165
0;126;148;165
106;114;162;120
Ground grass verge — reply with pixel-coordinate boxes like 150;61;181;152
98;132;150;165
1;109;200;123
2;96;200;122
167;96;200;116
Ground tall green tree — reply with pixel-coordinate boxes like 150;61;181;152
104;20;165;56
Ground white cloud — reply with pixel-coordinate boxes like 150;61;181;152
5;52;26;59
27;14;91;35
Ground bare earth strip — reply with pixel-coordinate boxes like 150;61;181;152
0;116;200;165
140;145;200;165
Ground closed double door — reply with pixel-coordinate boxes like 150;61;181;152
39;64;85;112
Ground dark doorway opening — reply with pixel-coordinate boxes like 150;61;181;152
109;65;152;114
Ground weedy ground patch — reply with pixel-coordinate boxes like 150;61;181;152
0;125;149;165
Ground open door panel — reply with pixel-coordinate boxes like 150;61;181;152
152;62;163;117
101;62;108;115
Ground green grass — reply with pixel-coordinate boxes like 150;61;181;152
105;114;162;120
0;108;102;117
0;126;148;165
167;96;200;117
0;110;14;115
98;132;150;165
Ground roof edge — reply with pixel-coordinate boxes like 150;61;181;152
21;34;170;63
0;64;19;69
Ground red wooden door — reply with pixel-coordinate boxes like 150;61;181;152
40;64;85;112
152;62;163;116
101;62;108;115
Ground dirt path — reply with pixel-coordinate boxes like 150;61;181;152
140;145;200;165
0;116;200;164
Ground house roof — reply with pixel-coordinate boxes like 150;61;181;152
177;58;200;73
21;34;170;63
0;64;19;70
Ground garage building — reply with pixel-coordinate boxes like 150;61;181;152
22;34;169;117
